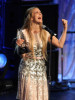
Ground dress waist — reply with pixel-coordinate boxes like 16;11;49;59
22;53;44;60
23;56;44;60
32;56;44;59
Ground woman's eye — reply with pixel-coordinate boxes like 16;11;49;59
35;11;41;14
35;12;39;14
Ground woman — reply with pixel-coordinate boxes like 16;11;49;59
16;7;68;100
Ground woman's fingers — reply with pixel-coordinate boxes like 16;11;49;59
62;19;68;25
62;19;68;30
16;39;24;46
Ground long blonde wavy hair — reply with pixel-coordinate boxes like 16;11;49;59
21;7;48;60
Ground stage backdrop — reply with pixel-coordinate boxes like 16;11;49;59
58;0;75;81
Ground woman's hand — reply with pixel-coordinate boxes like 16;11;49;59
16;39;24;46
62;19;68;31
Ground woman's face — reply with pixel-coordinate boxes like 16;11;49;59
31;8;43;24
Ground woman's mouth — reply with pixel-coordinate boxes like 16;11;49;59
38;17;42;20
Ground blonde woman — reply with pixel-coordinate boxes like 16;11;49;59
16;7;68;100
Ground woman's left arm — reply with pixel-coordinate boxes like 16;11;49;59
48;19;68;48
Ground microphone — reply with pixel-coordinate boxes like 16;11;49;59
42;25;57;36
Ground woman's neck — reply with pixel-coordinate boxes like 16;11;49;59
31;23;40;34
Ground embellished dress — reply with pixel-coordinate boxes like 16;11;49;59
16;30;49;100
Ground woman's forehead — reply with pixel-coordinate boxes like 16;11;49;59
32;8;41;12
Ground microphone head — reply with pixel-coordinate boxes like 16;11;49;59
42;25;57;36
42;25;46;29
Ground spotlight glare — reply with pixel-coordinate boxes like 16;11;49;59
0;54;7;68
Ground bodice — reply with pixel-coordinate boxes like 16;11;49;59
24;42;43;60
33;42;43;57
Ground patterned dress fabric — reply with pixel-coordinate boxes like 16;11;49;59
16;41;48;100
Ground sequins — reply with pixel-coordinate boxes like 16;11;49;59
17;43;48;100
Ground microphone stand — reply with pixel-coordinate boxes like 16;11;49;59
43;25;55;84
43;26;55;100
43;25;57;99
48;33;52;85
48;32;52;100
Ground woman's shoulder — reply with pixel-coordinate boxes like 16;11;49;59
21;29;29;41
21;29;28;37
43;29;50;36
21;29;27;34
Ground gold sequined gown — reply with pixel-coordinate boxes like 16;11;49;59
16;42;49;100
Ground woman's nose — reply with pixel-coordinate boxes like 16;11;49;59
39;12;42;16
